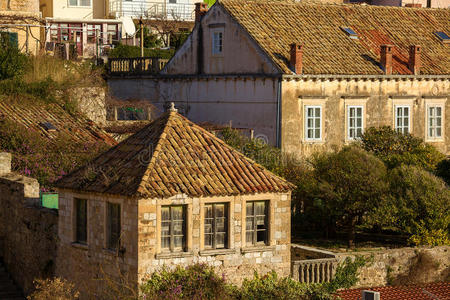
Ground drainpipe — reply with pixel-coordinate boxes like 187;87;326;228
276;78;282;148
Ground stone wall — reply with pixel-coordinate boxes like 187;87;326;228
138;192;291;285
0;153;58;295
336;246;450;287
71;87;107;126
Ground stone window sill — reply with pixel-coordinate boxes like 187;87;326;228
102;248;119;256
155;251;194;259
71;242;89;250
425;138;444;143
241;245;275;253
303;140;325;144
199;248;236;256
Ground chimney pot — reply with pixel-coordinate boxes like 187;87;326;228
195;2;208;23
408;45;421;75
380;44;393;75
290;43;303;74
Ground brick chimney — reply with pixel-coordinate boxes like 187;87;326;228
405;3;422;7
290;43;303;74
195;2;208;23
380;44;393;75
408;45;421;75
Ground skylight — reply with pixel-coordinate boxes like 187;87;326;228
435;31;450;43
41;122;57;132
342;27;358;39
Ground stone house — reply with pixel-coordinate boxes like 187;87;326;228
55;108;293;298
108;0;450;157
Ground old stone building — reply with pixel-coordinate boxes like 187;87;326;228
55;108;293;298
108;0;450;157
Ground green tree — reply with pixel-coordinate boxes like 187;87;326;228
435;158;450;186
313;146;388;248
360;126;445;171
0;33;29;80
388;165;450;246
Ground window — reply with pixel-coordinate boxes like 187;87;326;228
428;106;442;139
69;0;91;6
341;27;358;39
204;203;228;249
395;106;410;135
435;31;450;43
161;206;186;252
75;198;87;244
305;106;322;141
50;24;59;42
169;0;176;3
107;24;118;43
107;203;121;250
246;201;268;246
347;106;363;140
87;24;101;43
212;31;223;55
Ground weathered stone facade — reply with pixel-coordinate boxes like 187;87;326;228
281;77;450;157
0;153;58;295
71;87;107;126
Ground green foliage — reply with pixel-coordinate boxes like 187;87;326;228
312;146;388;247
435;158;450;186
140;264;230;300
388;165;450;246
108;44;175;59
324;256;368;292
170;32;190;50
143;27;163;48
360;126;445;171
0;35;29;80
0;77;58;103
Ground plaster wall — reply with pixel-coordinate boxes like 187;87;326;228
137;192;291;285
281;78;450;157
49;0;105;19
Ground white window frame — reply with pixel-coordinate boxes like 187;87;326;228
68;0;92;8
347;105;364;140
427;105;443;140
394;105;411;135
304;105;322;141
211;30;223;55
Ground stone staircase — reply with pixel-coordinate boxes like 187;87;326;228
0;259;25;300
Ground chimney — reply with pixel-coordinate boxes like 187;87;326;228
195;2;208;23
408;45;421;75
380;44;393;75
290;43;303;74
405;3;422;7
0;152;11;176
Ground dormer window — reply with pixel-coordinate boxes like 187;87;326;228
212;30;223;55
341;27;358;40
435;31;450;43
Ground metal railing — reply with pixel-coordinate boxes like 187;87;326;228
108;57;169;76
109;0;195;21
292;258;338;284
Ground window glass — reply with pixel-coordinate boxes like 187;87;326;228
107;203;121;250
348;106;363;140
395;106;410;135
246;201;268;246
87;24;101;43
50;24;59;42
75;198;87;244
212;31;223;55
80;0;91;6
428;106;442;138
305;106;321;140
204;203;228;249
161;205;186;252
69;0;77;6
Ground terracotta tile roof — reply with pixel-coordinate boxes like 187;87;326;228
56;111;294;198
337;282;450;300
0;101;116;146
219;0;450;75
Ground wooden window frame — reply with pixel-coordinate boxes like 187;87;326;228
427;105;443;139
304;105;322;141
211;30;223;56
161;205;186;253
245;201;269;246
394;105;411;135
106;202;121;250
74;198;87;244
347;105;364;140
204;203;228;250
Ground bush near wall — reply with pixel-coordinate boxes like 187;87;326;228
108;45;175;59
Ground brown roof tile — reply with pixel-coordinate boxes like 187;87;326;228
55;111;293;198
220;0;450;75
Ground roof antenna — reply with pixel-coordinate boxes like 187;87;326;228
169;102;178;113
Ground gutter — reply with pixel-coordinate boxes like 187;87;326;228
282;74;450;80
276;78;282;148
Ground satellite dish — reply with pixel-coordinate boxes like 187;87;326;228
122;16;136;36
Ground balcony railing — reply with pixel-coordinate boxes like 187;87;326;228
109;0;195;21
108;57;168;76
292;258;338;284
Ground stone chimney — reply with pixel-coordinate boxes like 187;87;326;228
290;43;303;74
408;45;421;75
0;152;11;176
380;44;393;75
195;2;208;23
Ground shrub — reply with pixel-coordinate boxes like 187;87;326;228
0;35;29;80
312;146;388;248
435;158;450;186
360;126;445;171
28;278;79;300
140;264;230;300
388;165;450;246
108;44;175;59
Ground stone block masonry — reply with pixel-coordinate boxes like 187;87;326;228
0;153;58;295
